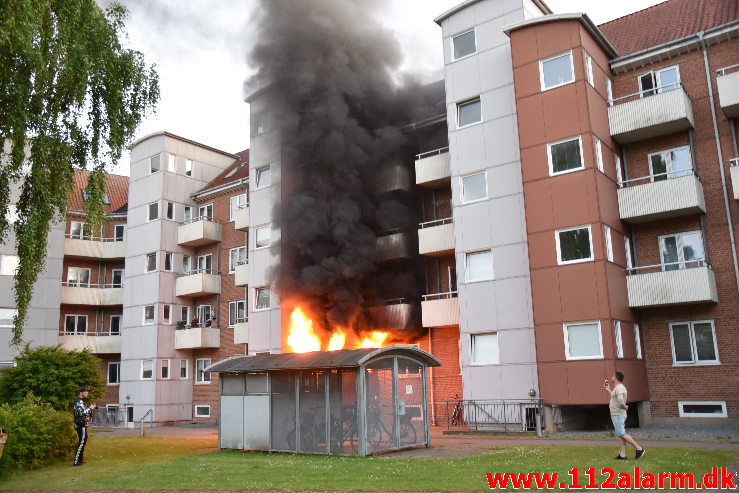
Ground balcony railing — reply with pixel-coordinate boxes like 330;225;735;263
62;281;123;288
418;217;454;256
626;260;718;308
177;216;221;246
64;234;126;259
60;282;123;305
421;291;459;328
730;158;739;201
415;146;451;186
617;170;705;223
445;399;543;433
717;63;739;118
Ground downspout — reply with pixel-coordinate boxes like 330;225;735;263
698;32;739;293
428;328;436;426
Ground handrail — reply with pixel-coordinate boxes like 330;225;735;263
381;298;408;305
628;259;709;274
422;291;458;301
717;63;739;76
609;82;684;105
62;282;123;288
59;330;121;336
181;215;216;225
178;268;215;277
619;168;697;188
177;323;220;330
419;217;453;228
416;146;449;160
65;233;125;242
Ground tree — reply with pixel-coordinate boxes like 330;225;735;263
0;0;159;346
0;345;105;411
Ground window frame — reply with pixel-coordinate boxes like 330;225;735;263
255;166;271;190
0;308;17;328
563;320;604;361
648;145;693;182
164;252;173;272
194;405;211;418
197;253;213;273
111;268;124;288
593;136;604;173
0;255;20;276
143;304;156;325
163;304;172;324
254;287;271;311
109;314;122;335
145;253;157;273
555;224;594;265
107;362;120;385
634;323;642;359
229;246;247;273
195;358;212;384
584;51;594;87
547;135;584;176
539;50;575;91
229;194;248;221
470;332;500;365
196;304;212;323
614;320;623;358
465;249;494;283
456;97;482;129
669;320;720;366
147;202;159;222
604;225;613;263
180;359;189;379
624;236;633;270
451;28;477;61
64;314;88;335
460;171;488;204
228;300;246;327
198;204;213;221
677;401;727;418
185;159;193;177
161;359;170;380
141;359;154;380
67;266;91;287
255;225;271;249
149;154;161;174
638;65;680;97
70;220;86;239
658;230;705;271
166;201;174;220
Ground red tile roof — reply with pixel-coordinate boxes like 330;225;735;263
196;149;249;195
599;0;738;56
68;170;129;214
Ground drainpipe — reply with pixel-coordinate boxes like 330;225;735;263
698;32;739;293
428;328;436;426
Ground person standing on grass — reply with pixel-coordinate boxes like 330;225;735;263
605;372;644;460
73;386;97;466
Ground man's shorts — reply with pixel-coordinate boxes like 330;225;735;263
611;414;627;437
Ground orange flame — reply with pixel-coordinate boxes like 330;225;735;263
328;328;346;351
360;331;389;348
287;307;321;353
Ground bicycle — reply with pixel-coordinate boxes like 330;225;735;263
451;400;464;427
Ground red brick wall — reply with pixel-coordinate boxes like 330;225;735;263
424;255;456;294
97;355;120;407
417;326;462;427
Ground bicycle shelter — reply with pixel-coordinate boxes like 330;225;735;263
206;346;441;456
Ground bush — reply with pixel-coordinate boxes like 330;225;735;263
0;393;77;471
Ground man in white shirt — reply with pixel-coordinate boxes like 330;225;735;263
604;371;644;460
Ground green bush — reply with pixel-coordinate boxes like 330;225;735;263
0;393;77;471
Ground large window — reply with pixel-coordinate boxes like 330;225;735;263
659;230;704;271
196;358;211;384
112;269;124;287
197;254;212;273
107;362;120;385
470;333;499;364
141;360;154;380
69;220;86;239
65;314;87;335
198;204;213;220
670;321;719;365
110;315;121;335
457;98;482;128
548;136;583;175
67;267;91;287
229;194;248;221
0;255;20;276
564;321;603;360
461;172;487;203
555;225;593;265
539;51;574;91
255;287;270;310
146;253;157;273
452;29;476;60
147;202;159;221
255;225;271;249
649;146;692;181
256;166;271;189
639;65;679;97
229;246;247;273
229;300;246;327
149;154;160;174
196;305;212;324
466;250;494;282
143;305;155;325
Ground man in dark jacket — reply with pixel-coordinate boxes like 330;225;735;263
73;387;96;466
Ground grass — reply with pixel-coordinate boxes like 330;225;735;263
0;435;735;491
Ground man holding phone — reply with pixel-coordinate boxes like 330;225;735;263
73;386;97;466
604;372;644;460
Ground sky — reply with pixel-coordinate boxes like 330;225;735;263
110;0;667;175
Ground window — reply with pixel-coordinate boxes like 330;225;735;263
649;146;692;181
593;136;603;172
457;98;482;128
564;321;603;360
197;254;212;273
0;255;19;276
150;155;160;173
107;362;120;385
185;159;193;176
461;172;487;203
615;154;623;184
161;359;170;379
143;305;155;324
183;206;193;223
197;304;212;323
166;201;174;220
67;267;91;287
614;320;623;358
182;255;191;274
659;230;704;271
198;204;213;220
147;202;159;221
255;111;269;134
167;154;175;172
255;287;270;310
180;359;189;379
163;304;171;323
114;224;125;241
540;51;574;91
181;306;189;324
634;323;642;359
466;250;494;282
6;204;18;224
141;360;154;380
0;309;17;328
194;405;211;418
69;220;86;239
229;300;246;327
624;236;633;270
164;252;173;271
256;166;271;189
196;358;211;383
606;78;613;106
146;253;157;272
452;29;476;60
82;189;109;205
678;401;727;418
670;321;719;365
110;315;121;335
229;246;247;272
556;225;593;265
584;52;594;86
639;65;680;97
229;194;248;221
604;226;613;262
470;333;499;364
255;225;271;248
548;136;583;175
65;314;87;335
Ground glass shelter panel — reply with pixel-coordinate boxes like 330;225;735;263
328;370;358;455
397;358;426;447
270;373;297;452
364;359;396;454
297;371;327;454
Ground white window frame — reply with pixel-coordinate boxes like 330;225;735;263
677;401;727;418
555;224;593;265
147;202;159;222
606;78;613;106
539;50;575;91
460;171;488;204
167;154;175;173
67;266;91;287
195;358;211;384
141;359;154;380
197;253;212;274
70;220;86;239
614;320;623;358
161;359;170;380
584;51;594;87
64;314;88;335
669;320;720;366
109;314;122;335
143;305;156;325
255;225;271;249
255;165;271;190
111;268;124;287
107;362;120;385
183;206;193;223
228;300;246;327
547;136;584;176
648;145;693;182
624;236;633;270
451;28;477;61
604;225;613;262
638;65;680;97
145;253;157;273
166;201;174;220
593;136;603;172
229;246;247;273
149;154;161;174
456;97;482;129
469;332;499;365
180;359;189;379
465;250;494;283
563;321;604;360
254;287;270;311
229;194;248;221
194;405;211;418
163;304;172;324
198;204;213;221
658;230;705;271
182;255;191;274
185;159;193;177
634;323;642;359
615;154;623;185
164;252;173;272
0;308;17;328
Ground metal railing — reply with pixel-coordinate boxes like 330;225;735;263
59;329;121;337
62;281;123;288
608;82;685;106
176;321;219;330
380;297;409;306
422;291;458;301
181;215;215;225
419;217;453;229
178;268;215;277
618;168;698;188
628;258;709;275
717;63;739;77
416;146;449;160
445;399;543;433
65;233;125;242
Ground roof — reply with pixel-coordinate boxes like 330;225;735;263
598;0;739;56
435;0;552;25
67;170;129;214
206;346;442;373
130;131;239;159
195;149;249;197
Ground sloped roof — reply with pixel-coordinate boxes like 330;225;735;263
196;149;250;196
599;0;739;56
68;170;129;214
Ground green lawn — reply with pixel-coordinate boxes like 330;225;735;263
0;435;735;491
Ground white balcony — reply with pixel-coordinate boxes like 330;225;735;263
367;299;414;330
175;326;220;349
717;66;739;118
617;173;705;224
608;86;694;143
60;284;123;306
234;261;250;286
376;164;413;194
418;218;454;256
730;159;739;201
234;320;249;344
376;231;412;262
175;271;221;297
177;218;221;247
627;262;718;308
64;237;126;259
234;205;250;231
421;293;459;328
58;333;121;353
415;148;451;187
